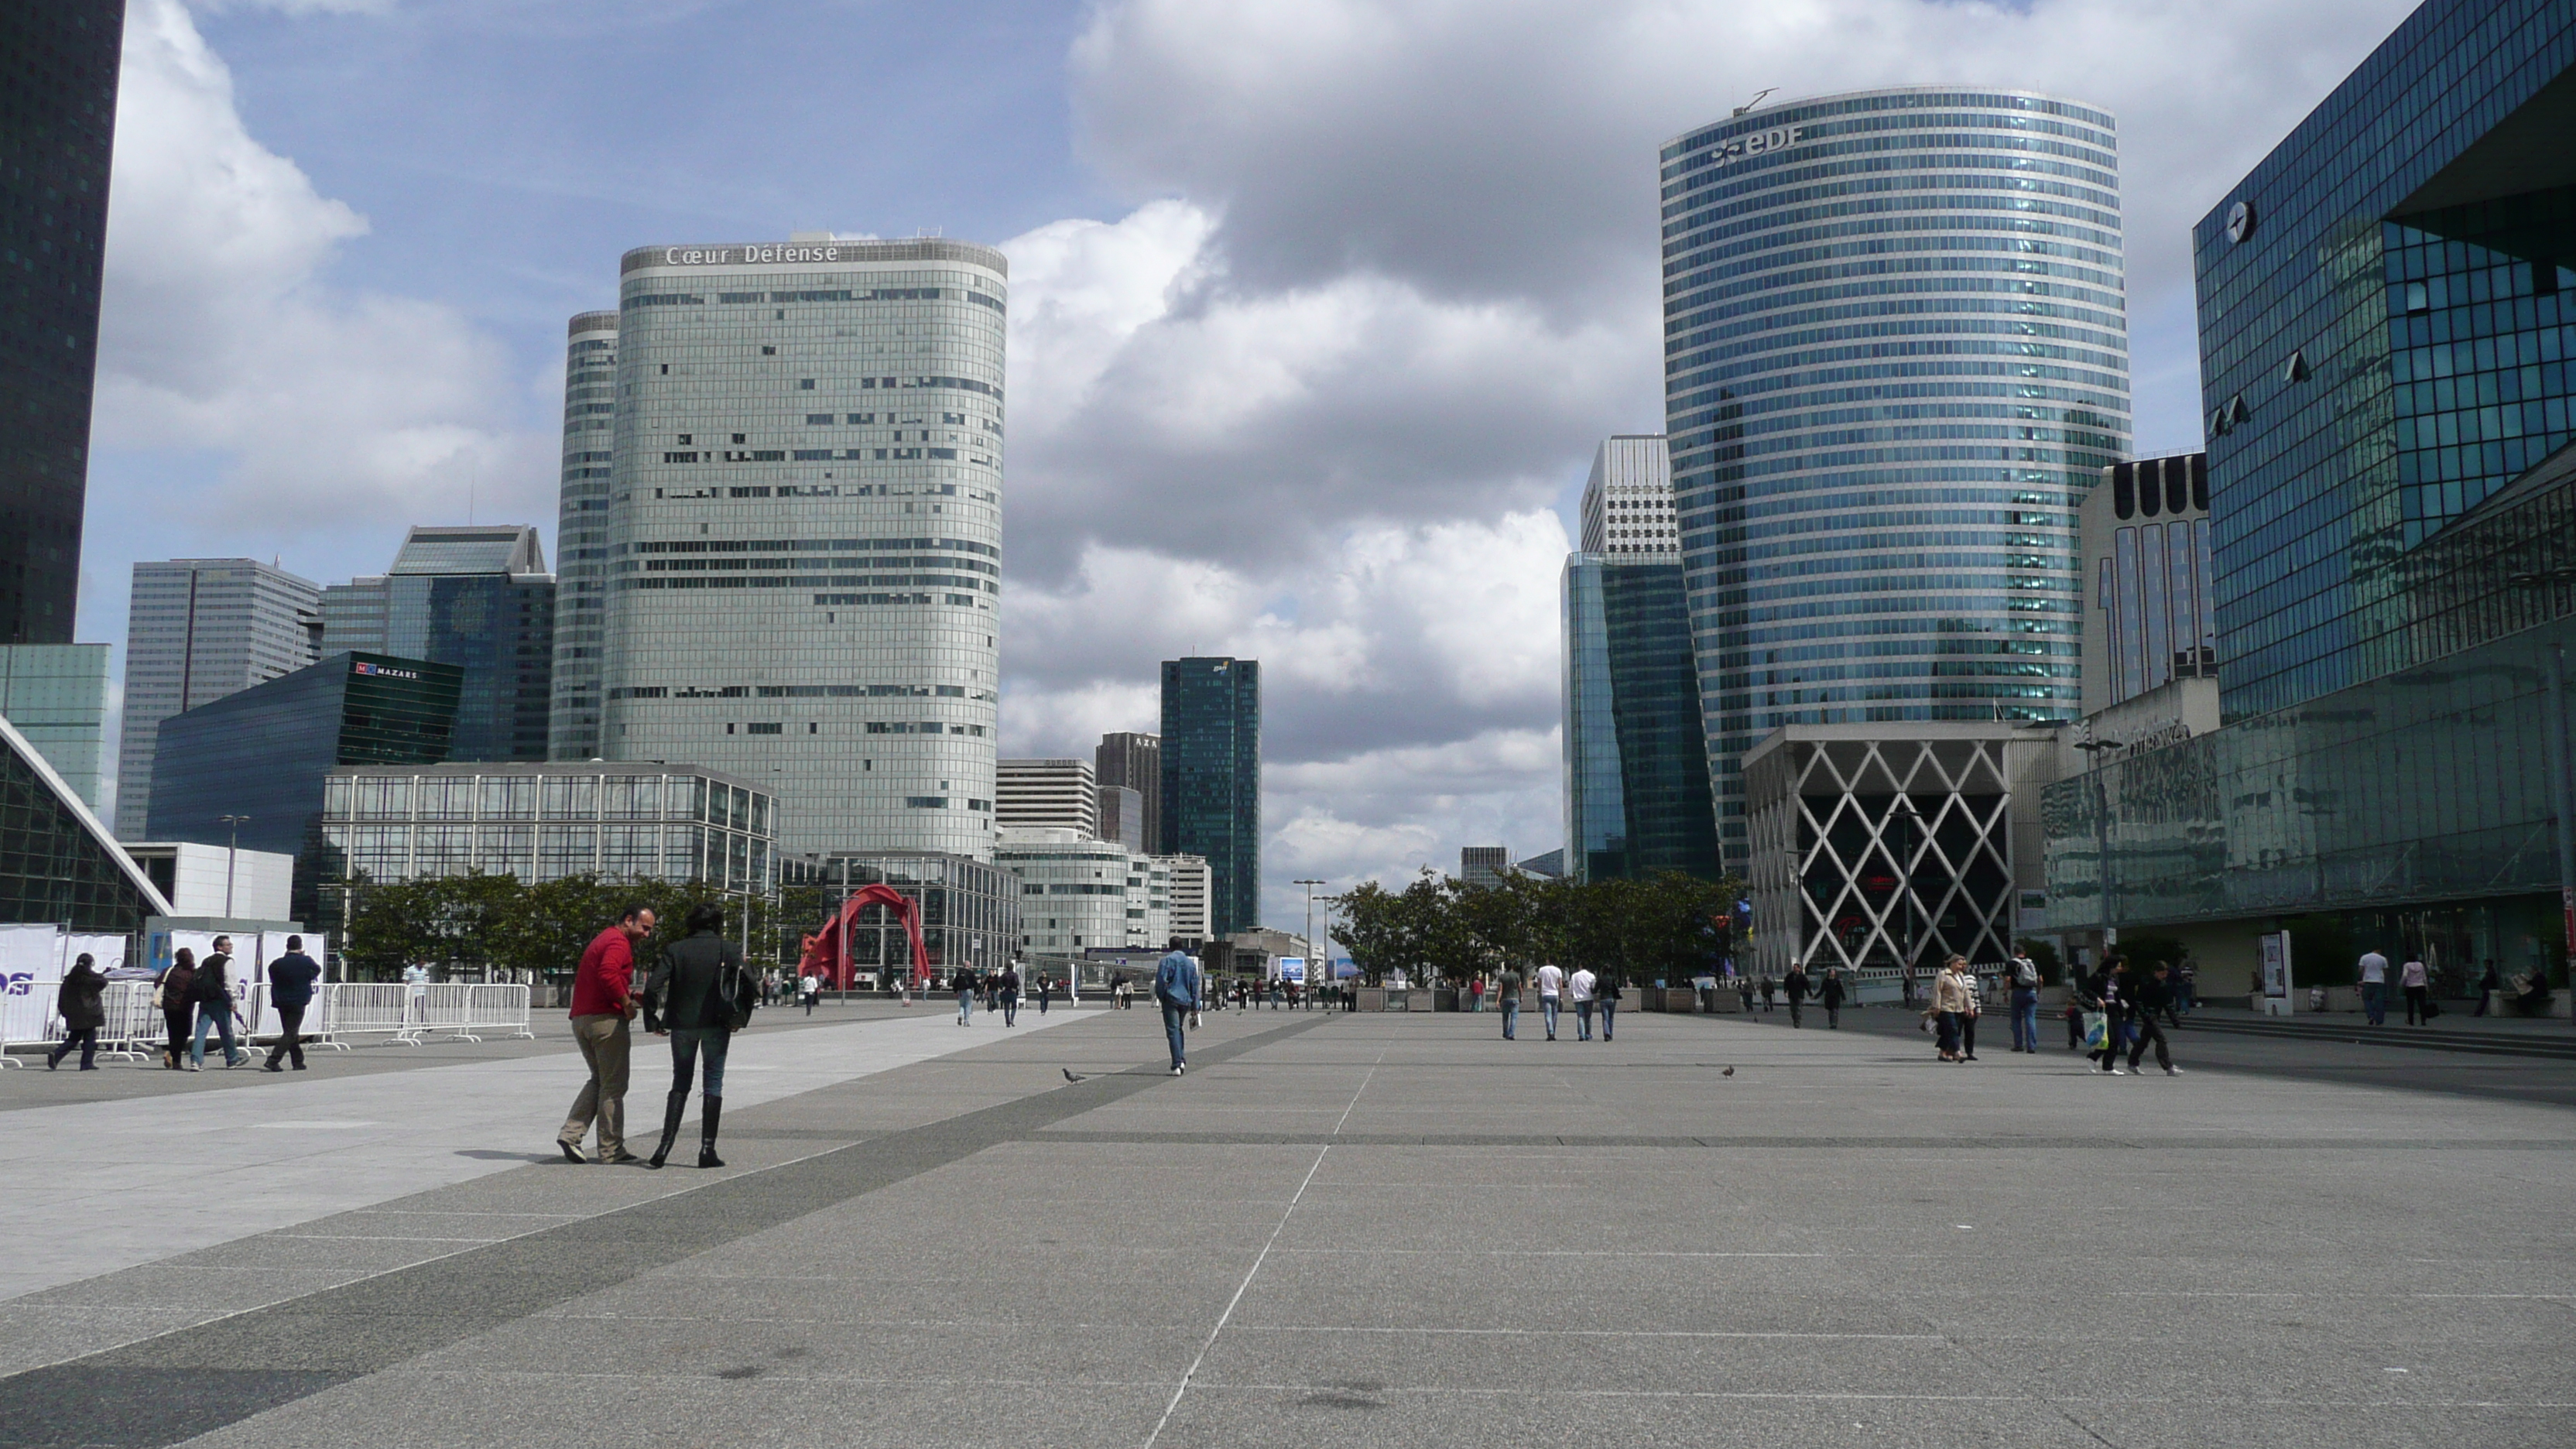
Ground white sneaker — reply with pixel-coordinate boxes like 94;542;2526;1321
2105;1067;2126;1075
2165;1066;2183;1076
1170;1064;1185;1076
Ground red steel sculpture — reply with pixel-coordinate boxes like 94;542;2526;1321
797;883;931;989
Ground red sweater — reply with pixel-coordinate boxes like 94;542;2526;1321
569;927;635;1017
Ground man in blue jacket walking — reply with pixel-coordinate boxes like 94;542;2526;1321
263;936;324;1072
1153;938;1201;1076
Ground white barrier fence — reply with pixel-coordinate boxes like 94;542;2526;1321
6;980;533;1062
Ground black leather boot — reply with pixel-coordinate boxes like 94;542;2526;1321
643;1088;688;1169
697;1096;724;1168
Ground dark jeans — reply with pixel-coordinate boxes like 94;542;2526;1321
669;1026;731;1099
1001;994;1019;1026
2404;985;2429;1024
1501;999;1519;1039
2091;1009;2128;1069
1934;1011;1962;1055
49;1027;98;1068
265;1002;309;1068
1787;997;1804;1027
1599;1000;1616;1040
2010;988;2039;1050
1961;1012;1978;1057
1824;1002;1841;1028
1160;1000;1190;1069
2362;981;2386;1025
2128;1016;2172;1071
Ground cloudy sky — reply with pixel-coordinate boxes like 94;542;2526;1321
83;0;2416;931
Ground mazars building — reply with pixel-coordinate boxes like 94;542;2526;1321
597;237;1006;860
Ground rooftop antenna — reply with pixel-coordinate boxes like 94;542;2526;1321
1732;87;1776;118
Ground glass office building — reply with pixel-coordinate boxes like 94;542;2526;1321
317;761;772;891
1160;656;1260;937
1661;89;2129;872
0;644;110;810
322;526;555;762
2081;454;2215;714
116;559;322;838
599;238;1006;862
0;1;124;645
1564;435;1720;882
2043;0;2576;985
1;711;168;931
550;311;618;761
148;653;461;919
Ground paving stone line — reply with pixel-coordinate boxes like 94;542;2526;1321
1033;1129;2576;1150
0;1012;1338;1449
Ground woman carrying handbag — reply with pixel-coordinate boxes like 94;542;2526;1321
156;950;197;1071
639;903;757;1169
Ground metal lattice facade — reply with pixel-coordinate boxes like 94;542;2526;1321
1746;726;2050;984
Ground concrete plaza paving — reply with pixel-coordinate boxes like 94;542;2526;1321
2;1000;2571;1448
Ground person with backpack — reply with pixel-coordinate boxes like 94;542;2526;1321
2008;950;2043;1053
156;949;197;1071
190;936;248;1070
48;953;108;1070
1153;938;1201;1076
639;901;755;1170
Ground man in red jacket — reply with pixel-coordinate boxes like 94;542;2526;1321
558;904;655;1163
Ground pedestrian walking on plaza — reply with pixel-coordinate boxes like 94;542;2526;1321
999;963;1022;1027
156;949;196;1070
262;936;323;1072
954;966;977;1026
1038;975;1054;1016
640;902;755;1170
558;903;653;1165
1821;968;1845;1029
1958;964;1982;1060
190;937;247;1070
46;952;107;1070
2358;947;2390;1025
2127;962;2183;1076
1153;938;1201;1076
2175;953;2199;1014
1570;965;1598;1040
1535;962;1565;1040
1926;955;1973;1063
1598;971;1622;1041
1497;964;1523;1040
2400;954;2432;1026
1757;973;1776;1012
1469;975;1485;1012
800;971;818;1015
1783;964;1809;1028
2007;950;2041;1052
2081;958;2129;1074
2475;958;2502;1016
1736;974;1756;1015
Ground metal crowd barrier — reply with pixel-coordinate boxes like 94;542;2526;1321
12;979;534;1062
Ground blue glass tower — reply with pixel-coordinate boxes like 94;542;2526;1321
1661;89;2129;870
1160;657;1259;937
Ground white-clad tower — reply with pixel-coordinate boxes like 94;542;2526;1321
600;238;1006;859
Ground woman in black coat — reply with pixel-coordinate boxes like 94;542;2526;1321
48;954;108;1070
157;950;197;1070
639;902;755;1170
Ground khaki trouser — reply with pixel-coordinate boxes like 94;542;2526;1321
560;1013;631;1156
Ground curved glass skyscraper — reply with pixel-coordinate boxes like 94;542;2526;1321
1661;88;2129;871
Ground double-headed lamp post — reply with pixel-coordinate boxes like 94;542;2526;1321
218;815;250;918
1295;879;1327;990
2074;735;2126;971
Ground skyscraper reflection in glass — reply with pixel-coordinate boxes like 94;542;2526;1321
1661;89;2129;870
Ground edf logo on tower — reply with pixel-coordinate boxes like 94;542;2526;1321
1709;125;1805;167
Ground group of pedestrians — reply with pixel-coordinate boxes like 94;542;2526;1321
1479;964;1623;1042
944;964;1027;1026
2069;954;2184;1076
557;902;758;1170
1776;966;1848;1029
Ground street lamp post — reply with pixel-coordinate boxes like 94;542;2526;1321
218;815;249;918
2545;644;2574;1023
1295;879;1326;995
2074;734;2126;974
1888;797;1921;1001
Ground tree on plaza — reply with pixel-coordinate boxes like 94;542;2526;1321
1329;866;1743;986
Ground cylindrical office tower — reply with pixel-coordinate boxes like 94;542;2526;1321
1660;89;2129;871
601;239;1006;860
549;310;618;762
